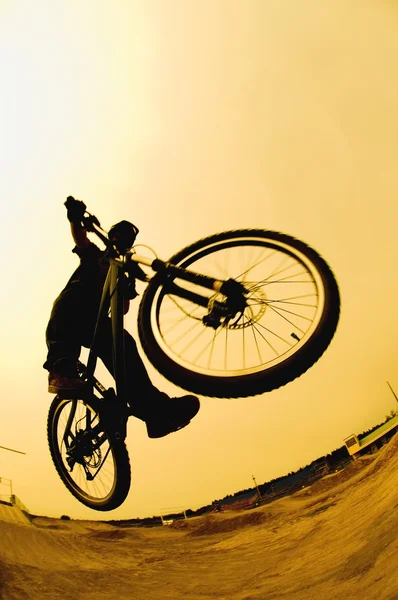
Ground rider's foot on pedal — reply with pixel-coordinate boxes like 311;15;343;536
145;395;200;439
48;372;88;396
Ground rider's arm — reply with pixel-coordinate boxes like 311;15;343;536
70;222;90;249
65;197;90;249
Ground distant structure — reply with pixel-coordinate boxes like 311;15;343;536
159;506;187;526
344;414;398;459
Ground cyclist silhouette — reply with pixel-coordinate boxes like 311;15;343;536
43;197;199;438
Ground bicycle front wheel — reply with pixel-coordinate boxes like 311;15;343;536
48;394;131;511
138;229;340;398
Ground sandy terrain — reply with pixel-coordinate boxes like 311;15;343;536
0;435;397;600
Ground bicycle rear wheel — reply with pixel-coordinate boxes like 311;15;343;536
138;229;340;398
48;394;131;511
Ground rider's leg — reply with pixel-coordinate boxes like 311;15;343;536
87;317;162;418
43;288;88;392
91;318;200;437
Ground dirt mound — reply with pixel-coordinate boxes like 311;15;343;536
293;433;398;499
293;456;374;497
171;509;267;536
86;529;127;541
361;430;398;472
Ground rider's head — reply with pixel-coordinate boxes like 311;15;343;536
108;220;139;253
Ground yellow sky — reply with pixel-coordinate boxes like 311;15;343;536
1;0;397;520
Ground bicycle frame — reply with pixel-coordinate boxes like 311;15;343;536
84;254;129;404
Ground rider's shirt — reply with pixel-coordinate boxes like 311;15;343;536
55;241;137;317
67;242;108;301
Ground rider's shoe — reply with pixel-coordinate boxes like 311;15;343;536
48;372;88;396
145;395;200;439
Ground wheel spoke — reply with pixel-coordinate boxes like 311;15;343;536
191;325;224;365
250;319;294;350
235;248;277;281
161;306;201;337
250;319;263;364
266;303;312;329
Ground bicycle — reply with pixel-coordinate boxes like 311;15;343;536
47;206;340;511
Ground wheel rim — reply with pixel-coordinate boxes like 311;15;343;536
51;398;118;506
149;235;326;378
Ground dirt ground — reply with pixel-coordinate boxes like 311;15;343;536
0;435;397;600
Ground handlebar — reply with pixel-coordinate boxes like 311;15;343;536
81;213;113;249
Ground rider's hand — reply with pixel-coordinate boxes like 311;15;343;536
65;196;87;224
125;276;139;300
